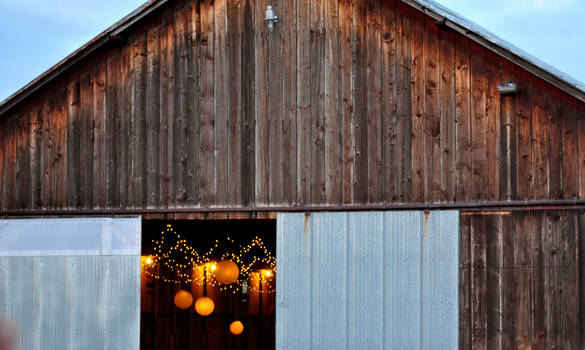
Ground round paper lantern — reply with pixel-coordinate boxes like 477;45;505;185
214;260;239;284
229;320;244;335
195;296;215;316
174;290;193;310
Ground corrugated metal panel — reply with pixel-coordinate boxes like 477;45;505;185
276;214;311;350
386;211;422;348
347;212;384;349
0;218;141;350
421;211;459;349
276;211;459;349
312;213;348;349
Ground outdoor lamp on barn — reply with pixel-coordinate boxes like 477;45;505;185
265;5;277;32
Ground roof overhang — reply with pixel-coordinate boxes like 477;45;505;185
404;0;585;102
0;0;169;116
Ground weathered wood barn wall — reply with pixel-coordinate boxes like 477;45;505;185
1;0;584;211
461;210;585;349
0;0;584;348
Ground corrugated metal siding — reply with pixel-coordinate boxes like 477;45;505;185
0;218;141;350
276;211;459;349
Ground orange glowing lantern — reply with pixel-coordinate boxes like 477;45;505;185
229;320;244;335
195;296;215;316
174;290;193;310
214;260;239;284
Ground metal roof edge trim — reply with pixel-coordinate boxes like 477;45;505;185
403;0;585;102
0;0;169;116
0;0;584;117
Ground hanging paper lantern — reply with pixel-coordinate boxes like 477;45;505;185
229;320;244;335
214;260;240;284
195;296;215;316
174;290;193;310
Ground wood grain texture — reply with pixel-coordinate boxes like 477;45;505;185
0;127;4;210
454;35;471;202
106;49;121;208
66;81;81;208
532;77;549;200
93;59;108;208
241;0;256;206
439;27;456;202
268;0;284;204
484;51;500;202
410;9;424;203
470;42;487;201
366;0;382;203
4;120;16;209
214;0;229;206
254;0;269;205
461;211;584;349
395;1;412;202
0;0;583;211
146;25;161;208
424;17;440;202
381;0;396;203
121;41;135;208
281;0;297;205
200;0;214;206
561;93;579;199
580;102;585;199
29;107;42;209
515;68;533;200
227;0;242;206
311;0;326;204
548;84;563;200
174;8;189;206
325;0;340;204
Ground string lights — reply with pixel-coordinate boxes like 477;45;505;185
142;224;276;294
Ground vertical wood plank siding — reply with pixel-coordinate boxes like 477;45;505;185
459;210;584;349
1;0;585;211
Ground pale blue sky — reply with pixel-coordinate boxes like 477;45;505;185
0;0;584;102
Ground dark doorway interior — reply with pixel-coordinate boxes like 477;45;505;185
140;219;276;350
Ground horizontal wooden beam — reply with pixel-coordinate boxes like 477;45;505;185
1;199;584;217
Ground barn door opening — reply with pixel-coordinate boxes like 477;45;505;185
276;211;459;349
0;217;142;350
140;219;276;350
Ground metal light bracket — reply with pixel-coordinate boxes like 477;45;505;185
497;81;518;95
265;5;278;32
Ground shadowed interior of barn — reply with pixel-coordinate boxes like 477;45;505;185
140;220;275;350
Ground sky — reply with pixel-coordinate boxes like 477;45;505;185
0;0;584;102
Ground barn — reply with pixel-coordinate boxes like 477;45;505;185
0;0;584;348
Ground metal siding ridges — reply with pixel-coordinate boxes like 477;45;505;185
421;210;459;349
0;218;140;350
347;212;385;349
386;210;422;348
276;213;311;349
276;211;459;349
310;212;347;349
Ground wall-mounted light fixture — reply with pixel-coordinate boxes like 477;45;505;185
265;5;278;32
497;81;518;95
